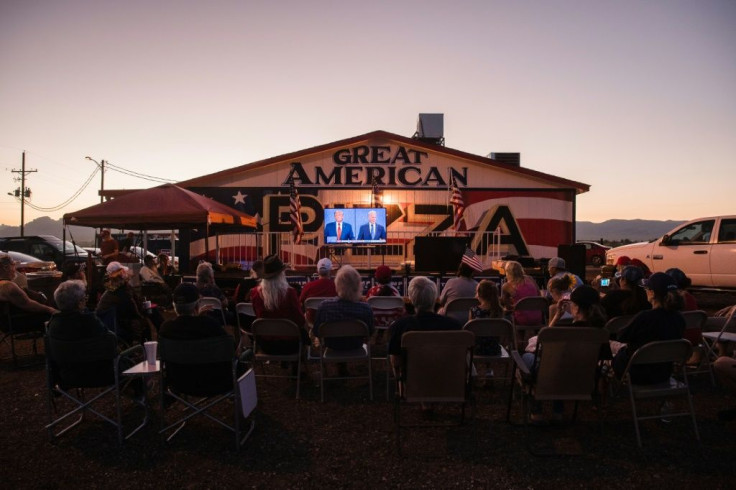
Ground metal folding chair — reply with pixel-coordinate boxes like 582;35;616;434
314;319;372;402
250;318;304;399
615;339;700;447
443;297;479;324
158;336;253;450
45;332;144;445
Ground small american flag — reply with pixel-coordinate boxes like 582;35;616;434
372;177;383;207
461;248;484;272
289;180;303;244
449;174;465;233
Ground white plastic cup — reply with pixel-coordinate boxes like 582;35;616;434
144;341;157;366
142;300;152;312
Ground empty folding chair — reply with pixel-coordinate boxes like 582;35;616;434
615;339;700;447
159;336;253;450
250;318;304;399
45;331;144;445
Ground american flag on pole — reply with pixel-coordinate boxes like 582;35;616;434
371;177;383;207
289;180;304;244
449;174;465;233
461;248;484;272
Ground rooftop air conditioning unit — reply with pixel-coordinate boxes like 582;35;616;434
489;152;520;166
413;113;444;146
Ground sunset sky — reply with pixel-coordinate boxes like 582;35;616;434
1;0;734;227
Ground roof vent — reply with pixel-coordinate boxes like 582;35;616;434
489;152;520;166
413;113;445;146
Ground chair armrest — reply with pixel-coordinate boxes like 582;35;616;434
120;344;144;360
238;348;254;363
510;350;530;377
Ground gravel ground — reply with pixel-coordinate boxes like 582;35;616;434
2;289;735;489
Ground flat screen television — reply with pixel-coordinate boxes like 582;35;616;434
323;207;387;244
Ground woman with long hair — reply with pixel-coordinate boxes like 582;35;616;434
250;254;307;354
613;272;685;384
501;261;542;325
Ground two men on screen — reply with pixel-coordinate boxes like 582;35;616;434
357;210;386;241
324;210;354;242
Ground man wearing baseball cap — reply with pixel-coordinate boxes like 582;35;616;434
158;283;232;391
299;258;338;325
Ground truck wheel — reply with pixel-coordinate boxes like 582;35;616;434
591;255;603;266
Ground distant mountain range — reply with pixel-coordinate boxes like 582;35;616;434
576;219;686;242
0;216;686;245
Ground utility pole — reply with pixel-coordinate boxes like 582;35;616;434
10;151;36;237
85;156;105;203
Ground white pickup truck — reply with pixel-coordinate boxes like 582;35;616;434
605;215;736;289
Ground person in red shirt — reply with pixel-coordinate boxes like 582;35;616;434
300;258;337;325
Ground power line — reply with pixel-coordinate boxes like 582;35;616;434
16;165;100;212
105;161;176;184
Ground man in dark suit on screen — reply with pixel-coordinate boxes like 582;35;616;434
357;210;386;241
324;210;354;243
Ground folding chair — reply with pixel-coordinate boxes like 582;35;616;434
367;296;406;399
199;297;228;327
680;310;714;385
0;302;47;367
250;318;304;399
507;327;608;424
303;296;335;331
604;314;636;340
463;318;517;386
615;339;700;447
314;319;372;402
443;297;479;324
702;306;736;364
395;330;475;455
158;336;253;450
512;296;549;345
45;332;144;445
235;302;255;352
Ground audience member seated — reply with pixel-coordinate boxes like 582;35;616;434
546;275;574;325
438;262;478;315
629;258;652;278
601;265;651;321
95;262;152;345
469;279;503;321
613;272;685;384
47;280;111;380
140;255;165;284
300;258;337;326
714;354;736;421
523;285;608;421
233;260;264;305
501;260;543;326
250;254;308;354
313;265;374;351
666;268;698;311
196;261;228;307
159;283;233;392
157;253;174;277
0;253;57;325
364;265;400;298
388;276;462;372
61;261;87;283
546;257;583;293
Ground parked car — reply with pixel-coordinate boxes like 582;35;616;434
606;215;736;288
0;235;88;269
3;250;62;279
576;241;610;266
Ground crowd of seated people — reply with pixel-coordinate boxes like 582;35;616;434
42;248;734;427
